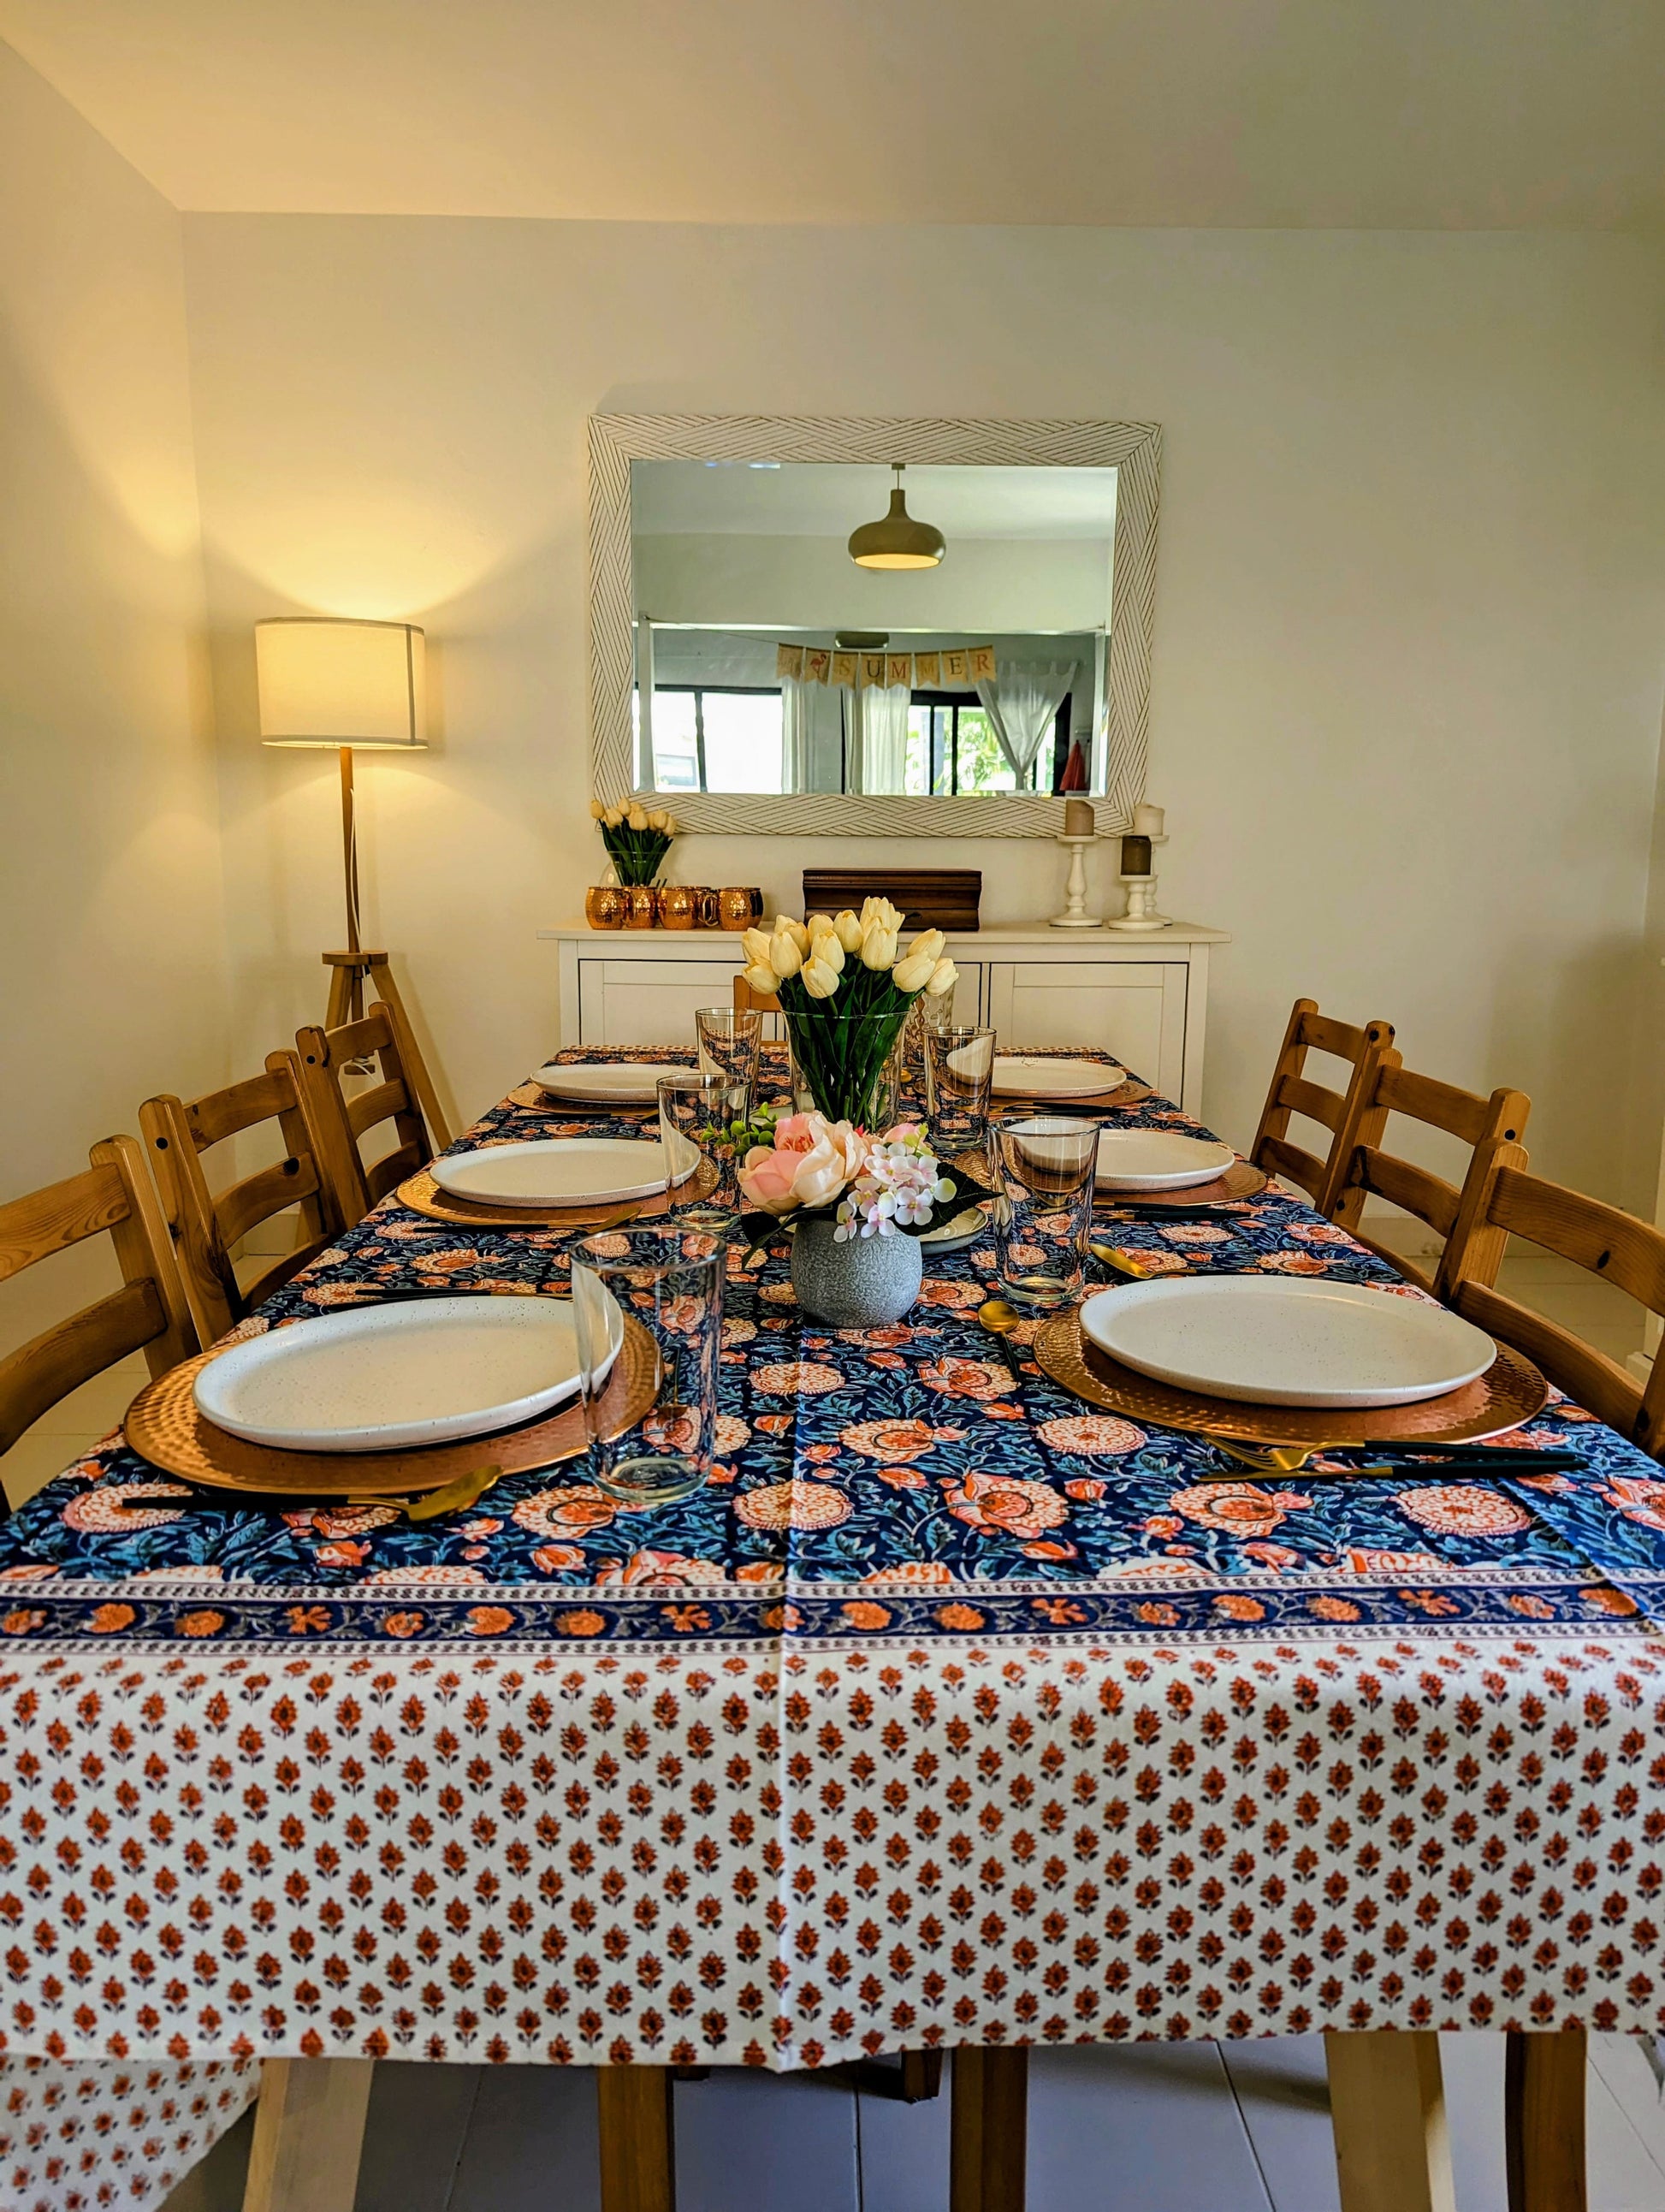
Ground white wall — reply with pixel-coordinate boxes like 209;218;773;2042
634;531;1112;632
0;43;226;1338
179;218;1665;1196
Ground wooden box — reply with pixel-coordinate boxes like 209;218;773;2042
801;869;981;933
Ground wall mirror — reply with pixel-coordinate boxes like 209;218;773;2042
590;415;1160;838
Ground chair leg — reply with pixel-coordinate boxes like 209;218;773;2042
951;2044;1028;2212
1505;2030;1586;2212
240;2058;374;2212
598;2065;676;2212
1325;2031;1455;2212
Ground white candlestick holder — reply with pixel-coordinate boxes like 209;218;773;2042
1108;834;1172;934
1048;833;1105;930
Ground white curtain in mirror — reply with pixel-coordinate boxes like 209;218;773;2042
976;661;1077;789
781;679;809;792
858;684;910;795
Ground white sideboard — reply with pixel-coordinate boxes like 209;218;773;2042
537;922;1229;1114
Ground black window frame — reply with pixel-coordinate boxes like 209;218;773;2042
908;689;1073;797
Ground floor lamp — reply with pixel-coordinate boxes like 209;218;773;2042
254;614;429;1036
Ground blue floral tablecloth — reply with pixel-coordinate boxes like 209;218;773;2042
0;1044;1661;2159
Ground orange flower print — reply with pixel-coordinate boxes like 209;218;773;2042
866;1351;909;1369
596;1550;725;1589
1064;1479;1107;1503
554;1608;606;1636
1031;1596;1087;1625
1213;1593;1265;1622
803;1443;841;1464
287;1605;333;1634
876;1465;927;1489
919;1357;1017;1401
1339;1546;1443;1574
465;1606;515;1636
936;1603;986;1631
315;1541;370;1569
735;1482;852;1532
861;1561;954;1589
736;1560;785;1583
88;1603;136;1634
1598;1475;1665;1535
530;1543;586;1575
915;1279;983;1310
755;1414;795;1434
1397;1588;1461;1616
840;1601;892;1629
62;1482;190;1533
175;1609;227;1638
1394;1485;1530;1538
1;1609;44;1635
1241;1541;1301;1570
1036;1414;1146;1457
1021;1539;1078;1561
661;1604;713;1632
513;1486;617;1538
835;1321;916;1345
382;1610;425;1638
1253;1251;1331;1275
840;1419;963;1461
942;1470;1069;1539
753;1361;846;1397
1170;1483;1311;1538
1307;1595;1362;1622
1135;1602;1180;1626
1581;1584;1639;1616
1507;1594;1556;1618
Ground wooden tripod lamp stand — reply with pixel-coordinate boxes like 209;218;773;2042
254;615;428;1032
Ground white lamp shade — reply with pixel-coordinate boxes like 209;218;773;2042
256;617;426;748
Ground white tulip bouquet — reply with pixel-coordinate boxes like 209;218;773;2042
590;798;677;887
740;898;958;1127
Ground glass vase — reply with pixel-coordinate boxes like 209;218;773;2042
784;1004;911;1130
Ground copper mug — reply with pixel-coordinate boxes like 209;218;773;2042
659;885;697;930
624;885;660;929
718;887;756;933
584;885;627;930
690;887;720;928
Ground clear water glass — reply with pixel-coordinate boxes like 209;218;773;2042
992;1112;1101;1308
657;1071;750;1230
924;1026;996;1157
572;1225;724;1507
694;1005;762;1101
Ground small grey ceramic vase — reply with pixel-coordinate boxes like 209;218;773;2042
791;1215;922;1329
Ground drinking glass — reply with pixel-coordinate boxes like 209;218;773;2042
694;1005;762;1100
572;1225;724;1507
657;1071;750;1230
924;1026;996;1158
991;1113;1101;1308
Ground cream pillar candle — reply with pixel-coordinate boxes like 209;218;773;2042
1063;798;1095;837
1131;802;1164;838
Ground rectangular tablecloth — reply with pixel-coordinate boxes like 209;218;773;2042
2;1048;1662;2203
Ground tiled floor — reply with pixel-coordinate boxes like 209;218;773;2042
163;2034;1665;2211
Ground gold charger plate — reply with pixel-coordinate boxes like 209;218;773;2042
506;1082;653;1116
996;1079;1154;1112
1096;1159;1269;1209
1034;1306;1548;1450
396;1152;720;1230
123;1310;661;1497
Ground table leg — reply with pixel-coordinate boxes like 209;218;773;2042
951;2045;1028;2212
240;2058;374;2212
598;2065;676;2212
1325;2031;1455;2212
1505;2030;1587;2212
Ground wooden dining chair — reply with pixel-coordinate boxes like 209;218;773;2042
1437;1142;1665;1458
139;1054;344;1343
732;971;779;1016
295;999;441;1227
1248;998;1396;1208
1320;1053;1532;1290
0;1136;198;1461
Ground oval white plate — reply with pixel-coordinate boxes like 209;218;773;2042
1080;1276;1496;1408
193;1291;624;1452
432;1137;684;1209
921;1205;989;1251
1096;1130;1237;1191
532;1062;696;1103
992;1056;1124;1098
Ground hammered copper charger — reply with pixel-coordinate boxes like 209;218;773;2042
996;1079;1153;1112
1095;1159;1269;1209
123;1311;661;1497
395;1153;720;1231
1034;1306;1548;1450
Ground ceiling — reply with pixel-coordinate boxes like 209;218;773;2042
1;0;1661;228
631;465;1120;541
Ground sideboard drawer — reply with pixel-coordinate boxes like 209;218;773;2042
578;958;741;1048
986;960;1188;1098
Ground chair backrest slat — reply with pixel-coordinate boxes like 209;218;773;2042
140;1049;340;1343
1248;997;1395;1208
0;1136;198;1464
1439;1144;1665;1458
1328;1053;1531;1290
295;1001;437;1228
733;975;780;1017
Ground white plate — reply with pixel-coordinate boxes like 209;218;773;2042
1079;1276;1496;1408
921;1205;989;1251
1095;1130;1237;1191
193;1291;625;1452
531;1062;696;1103
992;1056;1124;1098
432;1137;684;1209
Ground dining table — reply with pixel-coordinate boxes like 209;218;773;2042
0;1041;1662;2212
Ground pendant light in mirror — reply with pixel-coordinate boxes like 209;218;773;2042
847;466;945;570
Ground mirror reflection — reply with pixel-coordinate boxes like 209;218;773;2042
630;461;1116;799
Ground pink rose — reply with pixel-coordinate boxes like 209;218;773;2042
738;1145;803;1214
738;1114;868;1215
773;1114;821;1153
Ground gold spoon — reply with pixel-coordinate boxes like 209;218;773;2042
1088;1242;1174;1280
406;1461;504;1521
978;1298;1022;1335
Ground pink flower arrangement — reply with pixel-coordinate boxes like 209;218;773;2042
737;1111;955;1240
